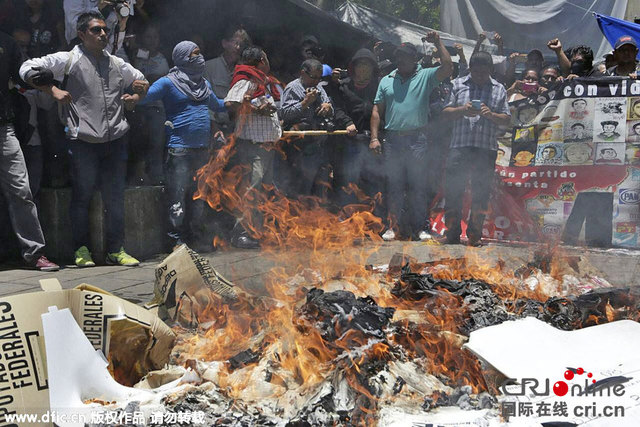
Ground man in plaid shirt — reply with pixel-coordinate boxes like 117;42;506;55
441;51;511;246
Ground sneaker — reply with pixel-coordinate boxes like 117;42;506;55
32;255;60;272
105;247;140;267
382;229;396;241
74;246;96;268
418;230;433;241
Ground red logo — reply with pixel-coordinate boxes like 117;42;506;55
553;367;597;396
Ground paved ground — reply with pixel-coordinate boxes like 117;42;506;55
2;241;639;304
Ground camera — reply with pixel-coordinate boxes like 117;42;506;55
317;117;336;132
106;0;130;18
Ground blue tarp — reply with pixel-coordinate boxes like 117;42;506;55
596;13;640;59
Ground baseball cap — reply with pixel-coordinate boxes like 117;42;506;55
394;42;418;57
614;35;638;50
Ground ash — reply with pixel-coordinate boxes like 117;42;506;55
91;256;640;426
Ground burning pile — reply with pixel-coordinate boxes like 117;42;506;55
136;243;640;426
113;123;639;424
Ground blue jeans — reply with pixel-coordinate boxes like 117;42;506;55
165;147;209;245
382;130;430;236
69;137;127;253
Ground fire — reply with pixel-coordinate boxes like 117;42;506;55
167;111;619;423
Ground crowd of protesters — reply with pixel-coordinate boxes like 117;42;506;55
2;0;639;270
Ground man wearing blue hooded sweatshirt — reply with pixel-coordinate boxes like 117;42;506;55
141;40;226;252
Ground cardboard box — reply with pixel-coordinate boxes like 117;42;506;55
0;279;175;426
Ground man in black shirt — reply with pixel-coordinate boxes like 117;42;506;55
325;48;384;213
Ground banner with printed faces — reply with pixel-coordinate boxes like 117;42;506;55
487;77;640;248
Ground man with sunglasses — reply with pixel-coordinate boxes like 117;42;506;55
279;58;334;198
20;11;148;268
370;32;453;241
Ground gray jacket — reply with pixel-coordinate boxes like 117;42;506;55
20;45;145;143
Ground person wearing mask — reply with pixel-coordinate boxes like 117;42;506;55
140;41;226;252
439;51;511;246
605;36;639;77
131;25;169;185
548;38;595;78
224;46;282;249
0;30;58;271
370;32;453;242
20;11;147;267
507;68;545;102
279;59;334;198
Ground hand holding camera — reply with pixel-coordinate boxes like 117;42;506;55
100;0;131;18
303;87;320;104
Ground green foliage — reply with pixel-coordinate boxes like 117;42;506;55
339;0;440;29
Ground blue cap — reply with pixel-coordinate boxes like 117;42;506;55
322;64;332;77
614;35;637;50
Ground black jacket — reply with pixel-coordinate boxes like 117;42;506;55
0;31;25;124
325;48;379;132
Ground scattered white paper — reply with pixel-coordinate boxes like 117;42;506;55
465;317;640;426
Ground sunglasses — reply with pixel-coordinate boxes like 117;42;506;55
88;26;108;35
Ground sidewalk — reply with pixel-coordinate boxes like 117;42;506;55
1;242;639;304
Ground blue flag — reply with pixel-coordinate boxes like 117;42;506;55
595;13;640;60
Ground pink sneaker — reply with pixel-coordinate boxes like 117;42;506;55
32;256;60;272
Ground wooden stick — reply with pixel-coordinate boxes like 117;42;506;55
282;130;350;136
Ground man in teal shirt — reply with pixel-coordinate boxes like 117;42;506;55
370;32;452;241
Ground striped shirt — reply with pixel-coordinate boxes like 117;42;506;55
445;74;510;150
279;78;331;128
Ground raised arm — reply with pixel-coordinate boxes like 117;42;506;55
425;31;453;82
547;38;571;76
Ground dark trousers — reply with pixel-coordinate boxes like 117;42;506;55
277;136;329;198
332;134;385;210
562;192;613;247
69;137;127;253
383;130;429;236
444;147;497;242
165;147;209;245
